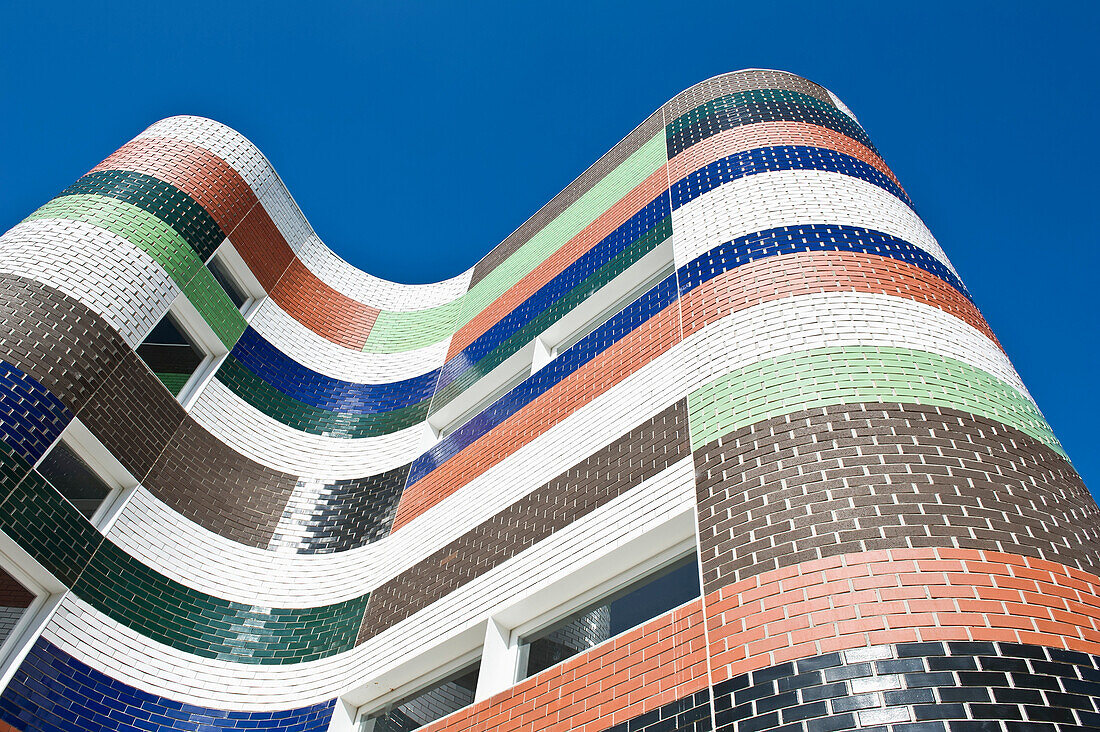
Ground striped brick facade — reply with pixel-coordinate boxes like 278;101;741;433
0;69;1092;732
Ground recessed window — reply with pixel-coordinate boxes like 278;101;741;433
517;554;700;679
552;260;675;356
36;439;114;519
0;568;37;649
137;312;206;397
361;661;480;731
207;253;249;310
439;366;528;439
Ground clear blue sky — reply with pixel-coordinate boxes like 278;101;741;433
2;2;1097;491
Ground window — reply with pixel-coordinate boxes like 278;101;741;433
0;568;37;650
517;554;700;679
361;661;480;732
137;311;206;397
207;253;250;310
552;260;675;356
36;439;114;519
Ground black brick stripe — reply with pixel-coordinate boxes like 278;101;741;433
692;402;1100;595
357;399;691;642
713;642;1100;732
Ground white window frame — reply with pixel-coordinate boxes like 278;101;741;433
426;237;675;441
208;238;267;320
332;503;697;732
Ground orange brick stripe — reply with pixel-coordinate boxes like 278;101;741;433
678;249;1002;349
447;167;671;360
269;259;380;350
420;600;708;732
91;137;258;234
91;136;380;350
394;301;682;530
666;120;903;190
704;547;1100;686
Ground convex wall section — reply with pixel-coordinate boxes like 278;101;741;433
0;69;1094;732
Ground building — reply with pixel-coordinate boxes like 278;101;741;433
0;69;1095;732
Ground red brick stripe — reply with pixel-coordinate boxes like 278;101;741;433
666;120;902;189
447;168;671;360
704;547;1100;685
421;600;707;732
678;249;1001;349
394;301;681;530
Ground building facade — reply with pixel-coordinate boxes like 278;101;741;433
0;69;1095;732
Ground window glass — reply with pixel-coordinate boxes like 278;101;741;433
0;567;36;648
363;662;480;732
207;255;248;310
137;312;206;396
519;555;700;679
37;440;113;518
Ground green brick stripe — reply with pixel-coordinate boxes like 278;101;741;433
362;131;669;354
26;195;246;349
0;451;367;664
215;355;430;438
686;346;1061;455
0;464;103;588
72;538;365;664
362;299;465;354
666;88;872;152
60;170;225;262
431;216;673;412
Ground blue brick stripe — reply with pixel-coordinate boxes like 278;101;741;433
670;145;913;211
0;638;335;731
409;274;681;485
229;327;439;414
675;224;969;301
0;361;72;467
435;194;672;395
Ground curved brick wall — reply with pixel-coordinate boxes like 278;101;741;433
0;69;1092;731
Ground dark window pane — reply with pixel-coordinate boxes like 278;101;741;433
0;567;35;647
208;255;248;309
37;441;112;518
137;313;205;396
520;555;700;678
367;663;480;731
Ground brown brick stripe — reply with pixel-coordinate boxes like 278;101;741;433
394;299;683;530
0;273;302;547
692;402;1100;592
678;250;1001;348
703;547;1100;685
0;274;131;414
358;400;690;642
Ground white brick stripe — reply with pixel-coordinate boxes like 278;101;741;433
671;169;956;277
248;299;451;384
189;379;423;478
0;218;177;347
45;457;695;710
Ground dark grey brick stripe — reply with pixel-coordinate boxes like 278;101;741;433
713;641;1100;732
357;399;691;643
469;70;838;291
467;108;665;289
692;402;1100;595
0;273;131;414
661;69;838;119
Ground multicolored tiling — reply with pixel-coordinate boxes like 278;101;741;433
0;68;1092;731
